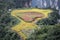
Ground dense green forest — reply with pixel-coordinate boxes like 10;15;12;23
0;0;60;40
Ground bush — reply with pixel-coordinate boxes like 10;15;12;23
36;10;59;25
27;24;60;40
0;16;21;40
0;10;20;40
0;27;21;40
0;1;21;40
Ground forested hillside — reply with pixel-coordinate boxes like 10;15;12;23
0;0;60;40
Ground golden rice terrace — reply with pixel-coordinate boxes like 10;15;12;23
11;8;53;40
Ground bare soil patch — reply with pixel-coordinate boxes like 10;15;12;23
17;12;44;22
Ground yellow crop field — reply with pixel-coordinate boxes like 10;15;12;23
11;8;52;40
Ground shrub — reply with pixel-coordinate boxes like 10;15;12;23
36;10;59;25
27;24;60;40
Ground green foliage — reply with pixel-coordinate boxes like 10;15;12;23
0;0;60;40
0;0;15;10
0;0;21;40
37;10;59;25
0;9;20;40
0;10;20;40
0;26;21;40
27;24;60;40
0;12;21;40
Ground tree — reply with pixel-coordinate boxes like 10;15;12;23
27;24;60;40
36;10;59;25
0;0;21;40
14;0;32;8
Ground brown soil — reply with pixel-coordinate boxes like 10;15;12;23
17;12;44;22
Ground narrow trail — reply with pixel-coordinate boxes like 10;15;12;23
11;9;52;40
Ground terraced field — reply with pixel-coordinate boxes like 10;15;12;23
11;8;52;40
